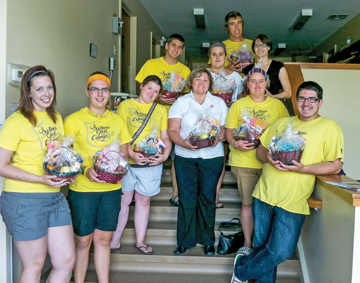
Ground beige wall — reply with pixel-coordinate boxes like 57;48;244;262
302;68;360;180
6;0;121;119
313;13;360;56
122;0;164;94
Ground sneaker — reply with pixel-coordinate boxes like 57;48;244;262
230;253;248;283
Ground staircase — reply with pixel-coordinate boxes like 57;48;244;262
83;164;303;283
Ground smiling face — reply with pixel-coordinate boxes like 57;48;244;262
138;81;161;104
227;16;243;41
29;76;54;112
209;46;226;69
297;89;323;122
192;72;210;96
254;39;270;59
86;79;111;114
247;72;267;98
165;39;184;60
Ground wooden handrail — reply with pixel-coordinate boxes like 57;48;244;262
283;63;304;116
307;196;322;209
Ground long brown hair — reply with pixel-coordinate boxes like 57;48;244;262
19;65;57;126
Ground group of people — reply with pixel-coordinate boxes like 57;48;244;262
0;9;345;283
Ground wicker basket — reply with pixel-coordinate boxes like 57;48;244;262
212;92;233;103
93;152;129;184
189;136;216;149
137;150;158;159
271;149;303;165
162;90;181;100
43;162;80;182
233;136;260;148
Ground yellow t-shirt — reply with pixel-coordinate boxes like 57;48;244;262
0;111;64;193
116;99;168;164
253;116;345;215
135;57;191;111
226;96;289;169
208;39;255;68
64;107;132;192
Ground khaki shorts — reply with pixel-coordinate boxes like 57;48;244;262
231;167;262;205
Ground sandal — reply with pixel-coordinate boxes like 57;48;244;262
215;202;224;209
236;246;252;256
134;245;154;255
169;196;179;206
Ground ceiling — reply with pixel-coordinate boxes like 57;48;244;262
139;0;360;61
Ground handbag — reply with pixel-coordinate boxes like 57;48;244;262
217;218;245;255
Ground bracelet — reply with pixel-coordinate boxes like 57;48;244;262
81;166;87;175
233;140;236;148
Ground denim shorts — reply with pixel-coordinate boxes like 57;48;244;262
67;189;122;237
0;191;72;241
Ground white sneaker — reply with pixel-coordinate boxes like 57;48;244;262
230;253;248;283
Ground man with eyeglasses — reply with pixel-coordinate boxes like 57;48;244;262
231;81;344;283
220;11;254;73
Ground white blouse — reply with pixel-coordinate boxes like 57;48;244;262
168;91;228;159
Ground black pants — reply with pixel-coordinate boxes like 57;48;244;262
174;155;223;247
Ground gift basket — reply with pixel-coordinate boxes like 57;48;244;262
228;43;254;71
188;112;221;149
93;140;130;184
133;125;166;159
162;72;187;100
43;136;83;182
212;70;236;104
233;108;266;148
268;123;306;165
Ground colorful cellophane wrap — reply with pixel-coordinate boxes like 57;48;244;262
162;71;187;99
134;125;166;158
228;42;254;70
188;110;220;149
43;135;84;182
233;108;267;148
268;123;306;165
212;69;236;104
93;140;130;184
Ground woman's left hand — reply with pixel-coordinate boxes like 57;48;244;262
148;154;166;167
264;89;274;97
212;136;222;147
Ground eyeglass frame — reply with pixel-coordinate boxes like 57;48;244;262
254;43;268;48
297;96;321;103
88;87;111;94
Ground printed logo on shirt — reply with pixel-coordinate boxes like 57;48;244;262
32;122;62;152
85;122;114;147
129;108;147;128
244;107;270;122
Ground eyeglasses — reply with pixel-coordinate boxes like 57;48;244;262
254;44;268;48
297;96;320;103
89;87;110;94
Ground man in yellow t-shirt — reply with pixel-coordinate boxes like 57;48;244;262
136;34;190;205
208;11;254;72
231;81;345;283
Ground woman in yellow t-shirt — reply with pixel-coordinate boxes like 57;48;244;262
64;72;131;283
110;75;171;255
0;65;75;282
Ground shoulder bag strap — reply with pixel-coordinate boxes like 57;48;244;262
130;102;157;145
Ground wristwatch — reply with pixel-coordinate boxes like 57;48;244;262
233;140;236;147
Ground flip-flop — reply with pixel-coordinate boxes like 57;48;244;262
169;196;179;206
215;202;224;209
236;246;252;256
134;245;154;255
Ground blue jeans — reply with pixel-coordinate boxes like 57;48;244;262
234;198;305;283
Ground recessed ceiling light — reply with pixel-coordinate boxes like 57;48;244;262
327;15;348;20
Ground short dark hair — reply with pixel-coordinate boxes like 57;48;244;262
141;75;163;94
224;11;244;32
252;34;273;53
167;34;185;45
296;81;323;100
185;67;214;93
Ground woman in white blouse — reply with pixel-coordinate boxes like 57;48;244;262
168;67;228;256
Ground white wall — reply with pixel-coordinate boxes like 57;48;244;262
6;0;121;119
302;68;360;180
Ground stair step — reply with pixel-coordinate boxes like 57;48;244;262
80;270;301;283
88;244;300;277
